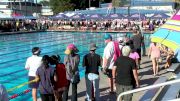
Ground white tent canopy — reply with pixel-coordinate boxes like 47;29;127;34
0;12;12;19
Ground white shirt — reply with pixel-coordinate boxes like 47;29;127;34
103;41;114;69
25;55;42;76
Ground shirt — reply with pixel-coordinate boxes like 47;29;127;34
25;55;42;76
131;34;143;49
83;53;101;75
149;43;160;59
103;41;114;69
64;54;80;80
129;52;140;60
114;56;136;85
36;66;55;94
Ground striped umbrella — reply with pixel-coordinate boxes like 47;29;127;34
151;10;180;51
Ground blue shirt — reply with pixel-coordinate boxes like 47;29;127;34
36;66;55;94
0;84;9;101
174;48;180;62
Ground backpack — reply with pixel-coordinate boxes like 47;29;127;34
113;41;121;62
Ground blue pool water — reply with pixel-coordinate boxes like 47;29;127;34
0;31;151;101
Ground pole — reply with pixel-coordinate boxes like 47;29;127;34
13;0;15;14
89;0;91;8
25;0;27;16
19;0;21;14
36;0;38;14
31;0;32;15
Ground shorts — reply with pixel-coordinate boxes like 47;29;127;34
28;76;39;88
136;48;141;60
105;69;112;78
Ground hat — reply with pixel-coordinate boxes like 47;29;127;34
103;34;112;40
65;44;79;55
117;37;123;43
32;47;41;55
89;43;97;51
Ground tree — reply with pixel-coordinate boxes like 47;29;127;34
112;0;131;7
112;0;120;7
49;0;75;14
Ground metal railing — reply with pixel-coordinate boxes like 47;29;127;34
117;78;180;101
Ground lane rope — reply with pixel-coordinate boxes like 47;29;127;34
9;89;32;100
7;79;36;93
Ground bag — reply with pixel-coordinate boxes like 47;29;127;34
113;41;121;62
71;72;80;84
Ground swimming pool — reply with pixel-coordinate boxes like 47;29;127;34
0;31;151;101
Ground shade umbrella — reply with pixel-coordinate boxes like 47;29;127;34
52;13;68;19
0;12;12;19
86;14;103;20
150;13;170;19
104;14;124;19
69;14;85;20
128;13;146;20
151;10;180;51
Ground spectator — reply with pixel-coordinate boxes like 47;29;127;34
36;55;57;101
161;47;174;68
63;44;80;101
50;55;68;101
25;47;42;101
129;45;140;68
131;30;143;69
0;84;9;101
102;34;120;93
83;43;102;101
112;46;139;101
148;42;160;76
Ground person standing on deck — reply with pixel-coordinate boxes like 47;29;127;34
50;55;68;101
102;34;121;93
35;55;57;101
112;46;139;101
83;43;102;101
131;30;143;69
63;44;80;101
0;84;9;101
148;42;160;76
25;47;42;101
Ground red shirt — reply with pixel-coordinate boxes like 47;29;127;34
54;63;68;90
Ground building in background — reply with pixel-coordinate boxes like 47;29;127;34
39;0;53;16
41;6;53;16
0;0;42;17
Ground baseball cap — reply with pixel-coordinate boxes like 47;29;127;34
65;44;79;55
103;34;112;40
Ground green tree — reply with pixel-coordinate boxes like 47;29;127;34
49;0;75;14
112;0;131;7
112;0;120;7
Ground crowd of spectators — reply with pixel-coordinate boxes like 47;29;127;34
0;18;166;33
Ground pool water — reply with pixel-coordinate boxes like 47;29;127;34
0;31;151;101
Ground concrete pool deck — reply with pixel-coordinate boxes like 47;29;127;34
37;55;173;101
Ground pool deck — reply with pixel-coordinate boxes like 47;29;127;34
37;55;172;101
